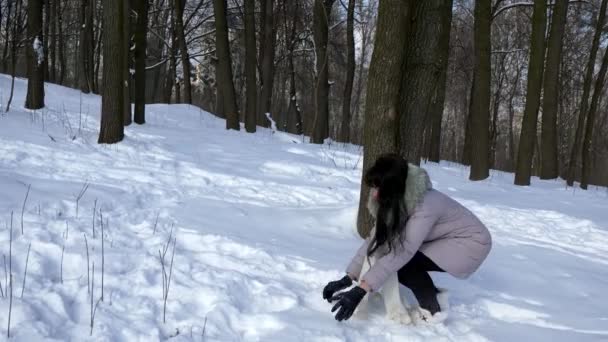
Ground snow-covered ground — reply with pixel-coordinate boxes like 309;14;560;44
0;74;607;342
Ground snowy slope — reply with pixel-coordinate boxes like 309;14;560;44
0;74;607;342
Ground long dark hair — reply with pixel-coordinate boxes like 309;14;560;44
364;153;409;257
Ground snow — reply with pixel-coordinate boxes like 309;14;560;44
32;38;44;66
0;74;607;341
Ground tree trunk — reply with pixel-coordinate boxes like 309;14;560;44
339;0;356;143
49;0;57;82
175;0;192;104
133;0;148;124
99;0;125;144
244;0;257;133
311;0;335;144
581;43;608;189
286;0;302;135
213;0;240;130
123;0;132;125
258;0;276;127
58;0;65;85
1;0;11;72
43;0;50;81
78;0;93;93
356;0;410;238
468;0;491;180
515;0;547;186
428;1;453;163
398;0;453;164
541;0;569;179
25;0;45;110
5;0;22;113
567;0;608;186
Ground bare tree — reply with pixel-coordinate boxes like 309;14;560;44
357;0;409;238
133;0;148;124
244;0;257;133
25;0;45;110
311;0;336;144
540;0;569;179
468;0;491;180
98;0;126;144
213;0;240;130
339;0;356;143
515;0;547;186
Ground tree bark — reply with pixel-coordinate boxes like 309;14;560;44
258;0;276;127
356;0;410;238
213;0;240;130
43;0;50;81
285;0;302;135
123;0;132;125
25;0;45;110
311;0;335;144
244;0;257;133
58;0;65;85
133;0;148;124
99;0;125;144
428;0;453;163
78;0;94;93
541;0;569;179
515;0;547;185
468;0;491;180
567;0;608;186
1;0;12;72
175;0;192;104
339;0;356;143
398;0;453;164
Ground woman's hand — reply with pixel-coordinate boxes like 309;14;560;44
330;286;367;321
322;275;353;302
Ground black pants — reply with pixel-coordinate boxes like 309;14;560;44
397;251;445;314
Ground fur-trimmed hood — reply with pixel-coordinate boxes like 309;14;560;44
403;164;433;214
367;164;432;219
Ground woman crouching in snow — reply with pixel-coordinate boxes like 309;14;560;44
323;154;492;323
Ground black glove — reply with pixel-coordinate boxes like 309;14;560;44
322;275;353;302
330;286;367;321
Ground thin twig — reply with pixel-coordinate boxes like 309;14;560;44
202;316;207;339
152;212;160;235
21;243;31;298
7;274;13;338
2;254;7;298
75;182;90;218
92;199;97;239
84;234;90;294
60;243;65;284
90;262;94;336
101;214;105;301
21;184;31;235
163;237;177;323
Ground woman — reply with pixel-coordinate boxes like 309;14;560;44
323;154;492;323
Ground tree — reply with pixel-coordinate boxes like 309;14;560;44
356;0;409;238
515;0;547;186
133;0;148;124
540;0;569;179
339;0;356;143
468;0;491;180
581;43;608;189
78;0;95;93
311;0;336;144
175;0;192;104
123;0;132;125
285;0;303;135
258;0;276;127
244;0;257;133
99;0;125;144
213;0;240;130
25;0;45;110
567;0;608;186
398;0;453;164
428;0;453;163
